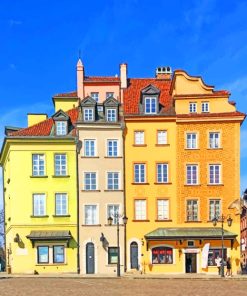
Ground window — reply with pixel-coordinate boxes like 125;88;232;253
189;102;197;113
32;154;45;176
156;163;168;183
106;109;117;122
106;92;114;99
188;241;194;247
157;130;167;145
84;172;97;190
84;205;98;225
134;131;144;145
145;97;157;114
152;247;173;264
107;204;120;224
84;108;94;121
37;246;49;263
107;172;120;190
186;165;198;185
209;132;220;149
53;246;65;263
84;140;96;157
209;164;221;184
186;133;197;149
108;247;118;264
55;193;68;216
107;140;118;157
134;164;146;183
186;200;198;221
56;121;67;136
33;194;46;216
157;199;169;220
134;200;146;220
209;199;221;220
208;249;227;266
54;154;67;176
91;92;99;102
202;102;209;113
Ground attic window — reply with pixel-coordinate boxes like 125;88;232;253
84;108;94;121
106;92;114;99
56;121;67;136
145;97;157;114
106;109;117;122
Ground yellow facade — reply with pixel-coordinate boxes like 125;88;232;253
1;139;78;274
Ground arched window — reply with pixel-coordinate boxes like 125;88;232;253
152;246;173;264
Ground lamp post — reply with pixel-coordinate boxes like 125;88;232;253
212;214;233;277
108;214;128;277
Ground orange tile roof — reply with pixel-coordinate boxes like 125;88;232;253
53;91;78;98
84;76;120;82
123;78;172;114
9;108;79;137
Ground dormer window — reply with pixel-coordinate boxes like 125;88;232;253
106;109;117;122
84;108;94;121
145;97;157;114
106;92;114;99
56;121;67;136
91;92;99;102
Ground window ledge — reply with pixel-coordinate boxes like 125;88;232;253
53;215;71;217
132;219;150;222
52;175;70;178
104;156;123;159
184;184;201;186
30;215;49;218
155;219;172;222
185;221;202;223
207;148;223;150
104;224;124;227
81;156;100;158
81;190;101;192
81;224;101;227
131;182;149;185
155;144;170;147
104;189;123;192
184;148;200;150
132;144;147;147
154;182;172;185
35;263;67;266
30;175;48;178
207;184;224;186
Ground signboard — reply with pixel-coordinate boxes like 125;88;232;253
201;243;210;268
183;248;200;254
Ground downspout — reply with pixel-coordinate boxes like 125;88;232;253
122;121;127;272
1;166;6;271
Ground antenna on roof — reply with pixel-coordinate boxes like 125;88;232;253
78;49;81;59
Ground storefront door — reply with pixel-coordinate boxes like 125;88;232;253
185;253;197;273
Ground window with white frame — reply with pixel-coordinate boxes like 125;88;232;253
107;204;120;224
55;193;68;216
145;97;157;114
157;130;167;145
106;92;114;99
209;132;220;149
32;154;45;176
189;102;197;113
157;199;169;220
106;109;117;122
209;199;221;220
202;102;209;113
84;172;97;190
186;133;197;149
186;199;198;221
135;200;146;220
33;193;46;216
84;108;94;121
134;131;145;145
84;205;98;225
156;163;168;183
209;164;221;184
186;164;198;185
84;139;96;157
134;164;146;183
107;140;118;157
91;92;99;102
107;172;120;190
54;154;67;176
56;121;67;136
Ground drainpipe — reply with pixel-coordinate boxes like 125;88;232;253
1;166;6;271
122;121;127;272
76;137;81;274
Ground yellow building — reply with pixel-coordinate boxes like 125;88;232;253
124;67;245;274
0;107;79;274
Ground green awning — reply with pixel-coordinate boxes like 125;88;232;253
27;230;72;247
144;227;237;240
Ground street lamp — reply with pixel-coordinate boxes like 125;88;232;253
108;214;128;277
212;214;233;277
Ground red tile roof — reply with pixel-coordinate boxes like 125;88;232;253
9;108;79;137
123;78;172;114
84;76;120;82
53;91;78;98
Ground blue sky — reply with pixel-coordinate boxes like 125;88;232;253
1;0;247;206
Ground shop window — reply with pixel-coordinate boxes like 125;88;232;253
108;247;118;264
208;248;227;266
152;246;173;264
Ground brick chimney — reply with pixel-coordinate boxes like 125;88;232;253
155;66;172;80
120;63;127;89
77;58;84;99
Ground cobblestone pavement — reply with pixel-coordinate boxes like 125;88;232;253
0;278;246;296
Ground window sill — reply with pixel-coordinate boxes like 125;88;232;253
132;219;150;222
155;219;172;222
81;156;100;158
185;221;202;223
132;144;147;147
52;175;70;178
104;224;124;227
81;224;101;227
81;190;101;192
30;215;49;218
154;182;172;185
30;175;48;178
104;189;123;192
53;215;71;217
104;156;123;159
155;144;170;147
207;148;223;150
184;148;200;150
35;263;67;266
131;182;149;185
184;184;201;186
207;184;224;186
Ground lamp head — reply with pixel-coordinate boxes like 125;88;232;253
107;216;113;226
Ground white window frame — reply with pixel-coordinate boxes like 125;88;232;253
134;163;146;183
32;154;45;176
84;204;99;225
107;172;120;190
135;200;147;220
91;92;99;102
156;163;168;183
186;133;197;149
145;97;157;114
56;121;67;136
209;164;221;184
134;131;145;145
209;132;220;149
107;204;120;224
55;193;68;216
189;102;197;113
84;172;97;190
84;139;96;157
186;199;198;221
107;139;119;157
84;108;94;121
157;199;169;220
209;199;221;220
54;154;67;176
106;109;117;122
186;164;198;185
202;102;209;113
33;193;46;216
157;130;167;145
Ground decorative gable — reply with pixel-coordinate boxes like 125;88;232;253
52;109;70;121
80;96;97;107
103;97;119;107
141;84;160;95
